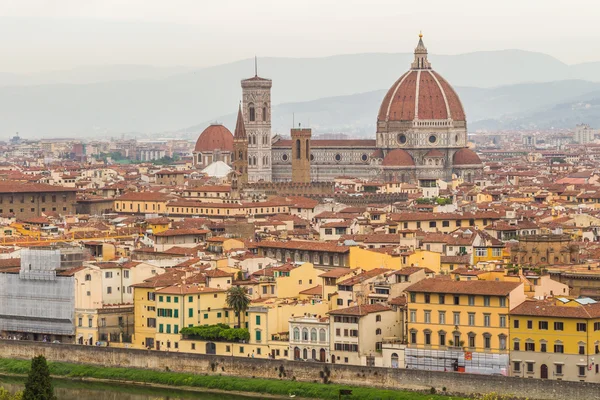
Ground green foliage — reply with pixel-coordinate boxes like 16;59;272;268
151;155;180;165
179;324;249;342
415;197;453;205
0;358;465;400
435;197;453;206
226;286;250;328
22;356;56;400
0;387;23;400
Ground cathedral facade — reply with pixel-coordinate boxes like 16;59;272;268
196;35;483;184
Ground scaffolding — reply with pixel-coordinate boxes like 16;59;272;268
0;248;75;336
405;348;508;375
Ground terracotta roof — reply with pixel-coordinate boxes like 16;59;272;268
510;299;600;319
377;68;465;122
406;277;522;296
382;149;415;167
0;258;20;269
299;285;322;296
194;124;234;153
318;267;352;278
389;266;427;276
388;296;407;306
453;148;482;166
256;240;350;254
338;268;389;286
0;183;77;193
205;269;234;278
153;228;210;237
116;191;173;202
328;303;391;316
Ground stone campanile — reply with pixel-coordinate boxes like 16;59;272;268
291;127;311;183
241;72;272;182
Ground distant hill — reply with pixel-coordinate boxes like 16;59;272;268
1;51;599;138
190;80;600;136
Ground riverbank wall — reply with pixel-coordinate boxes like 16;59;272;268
0;340;598;400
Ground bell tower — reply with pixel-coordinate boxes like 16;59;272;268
241;62;272;182
291;126;311;183
233;104;248;185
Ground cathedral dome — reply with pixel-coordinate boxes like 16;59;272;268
453;148;482;165
377;35;465;123
194;124;234;152
382;149;415;167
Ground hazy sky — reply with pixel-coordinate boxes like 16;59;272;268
1;0;599;73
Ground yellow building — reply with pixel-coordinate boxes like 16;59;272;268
405;278;525;374
275;262;321;298
509;297;600;382
390;212;503;234
348;247;401;270
114;192;173;214
153;285;230;351
131;268;189;349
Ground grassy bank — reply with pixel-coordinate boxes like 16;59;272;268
0;358;466;400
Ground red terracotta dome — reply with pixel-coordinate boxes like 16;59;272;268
453;148;482;165
382;149;415;167
377;36;465;123
194;124;234;152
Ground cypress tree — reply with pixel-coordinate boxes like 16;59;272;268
22;355;56;400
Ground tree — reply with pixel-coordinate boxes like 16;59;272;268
0;387;23;400
226;285;250;329
23;355;56;400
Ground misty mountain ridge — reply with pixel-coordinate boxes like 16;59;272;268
0;50;599;138
191;80;600;137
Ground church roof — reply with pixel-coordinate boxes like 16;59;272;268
201;161;232;178
194;124;234;153
453;148;483;166
377;34;465;123
234;105;247;139
382;149;415;167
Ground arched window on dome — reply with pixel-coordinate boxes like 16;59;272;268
295;139;301;159
249;103;255;122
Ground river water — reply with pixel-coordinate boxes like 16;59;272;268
0;376;263;400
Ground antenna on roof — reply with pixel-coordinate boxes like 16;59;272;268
292;113;295;129
254;56;258;77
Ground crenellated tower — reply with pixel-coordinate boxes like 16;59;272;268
291;127;311;183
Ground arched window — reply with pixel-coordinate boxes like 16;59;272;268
249;103;255;121
311;328;317;342
376;328;382;335
319;329;326;343
306;139;310;160
296;139;301;159
85;274;91;281
293;327;300;341
376;315;382;322
302;328;309;341
263;103;267;121
303;348;308;359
